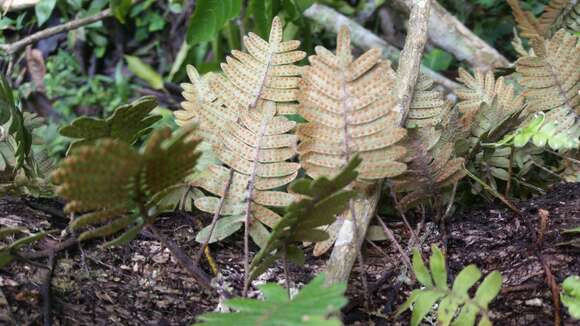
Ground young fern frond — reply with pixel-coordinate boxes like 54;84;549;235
51;127;201;246
296;27;407;255
178;17;305;248
59;96;161;151
398;246;502;326
249;156;360;282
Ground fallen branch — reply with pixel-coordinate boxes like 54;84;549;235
303;3;459;91
40;250;55;326
323;0;432;287
390;0;509;69
0;8;112;55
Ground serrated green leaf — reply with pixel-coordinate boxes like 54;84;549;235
430;245;447;289
412;248;433;287
474;271;502;308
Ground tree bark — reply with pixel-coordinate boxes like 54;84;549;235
303;3;459;91
323;0;432;286
390;0;509;69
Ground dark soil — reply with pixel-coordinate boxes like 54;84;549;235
0;183;578;325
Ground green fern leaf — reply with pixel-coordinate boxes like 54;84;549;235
561;275;580;319
398;245;502;326
0;75;32;169
52;126;201;246
249;156;360;282
59;96;161;152
0;227;48;268
195;273;347;326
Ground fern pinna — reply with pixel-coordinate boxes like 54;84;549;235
176;17;305;248
296;27;408;255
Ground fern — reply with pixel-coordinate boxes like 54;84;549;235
51;126;201;246
178;17;305;247
296;26;407;255
59;96;161;151
195;273;347;326
541;0;580;37
0;227;48;268
398;245;502;326
249;156;359;282
561;275;580;319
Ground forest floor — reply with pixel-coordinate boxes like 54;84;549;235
0;182;578;325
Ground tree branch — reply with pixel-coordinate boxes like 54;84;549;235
0;8;112;55
303;3;459;91
389;0;509;69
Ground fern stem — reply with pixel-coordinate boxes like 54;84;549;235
282;244;291;299
195;169;235;266
376;216;413;272
388;186;419;244
463;165;522;215
505;146;514;197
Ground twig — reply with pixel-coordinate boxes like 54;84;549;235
388;186;419;244
0;8;112;55
443;181;459;220
282;245;291;299
376;217;413;271
303;3;459;91
40;250;55;326
21;237;78;260
145;225;216;293
194;169;234;265
463;166;522;215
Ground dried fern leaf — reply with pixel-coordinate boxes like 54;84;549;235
507;0;543;40
540;0;580;37
297;27;407;255
297;27;407;181
516;29;579;115
60;96;161;151
52;127;201;246
194;101;299;247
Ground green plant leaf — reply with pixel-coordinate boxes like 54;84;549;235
186;0;242;45
452;265;482;298
110;0;133;23
35;0;57;26
412;248;433;287
411;290;446;326
59;96;161;151
195;273;347;325
561;275;580;319
474;271;502;308
195;215;244;244
125;55;164;89
0;76;32;169
430;245;448;289
423;49;453;71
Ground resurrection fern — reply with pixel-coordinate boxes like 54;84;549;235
405;74;451;128
194;101;300;247
177;17;305;248
195;273;347;326
0;227;48;268
249;156;359;282
509;0;580;41
51;127;201;246
59;96;161;151
398;246;502;326
561;275;580;319
296;27;407;255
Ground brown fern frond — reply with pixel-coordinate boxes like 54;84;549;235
297;27;407;181
507;0;543;40
193;101;299;247
296;27;407;255
539;0;580;36
456;68;525;138
406;75;451;128
516;29;579;115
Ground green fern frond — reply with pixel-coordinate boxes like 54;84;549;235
52;127;201;246
195;273;347;326
59;96;161;152
249;156;360;282
561;275;580;320
398;245;502;326
0;227;48;268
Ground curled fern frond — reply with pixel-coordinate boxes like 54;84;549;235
52;127;201;246
194;101;300;247
59;96;161;151
398;245;502;326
